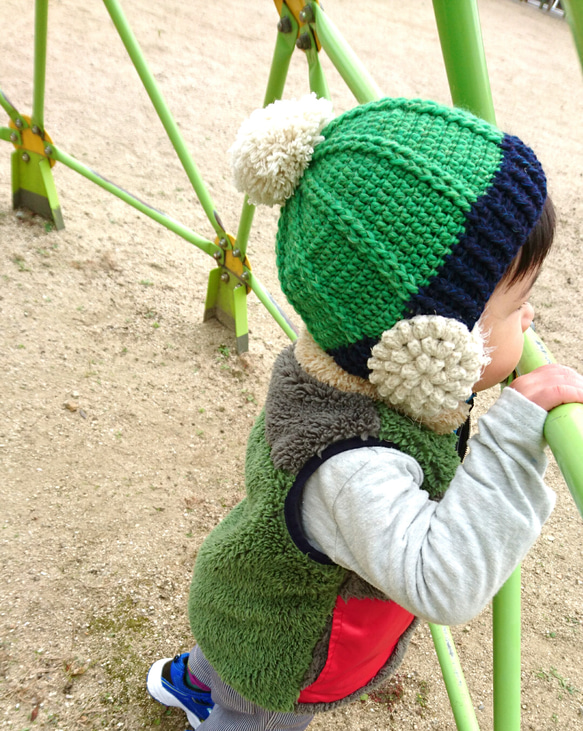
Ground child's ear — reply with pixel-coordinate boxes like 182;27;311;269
368;315;488;420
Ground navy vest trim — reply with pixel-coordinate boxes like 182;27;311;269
284;436;399;565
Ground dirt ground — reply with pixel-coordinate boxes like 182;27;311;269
1;0;583;729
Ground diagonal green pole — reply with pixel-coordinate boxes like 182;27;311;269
0;88;23;127
429;625;481;730
32;0;49;130
50;145;217;257
517;327;583;517
311;3;382;104
101;0;225;238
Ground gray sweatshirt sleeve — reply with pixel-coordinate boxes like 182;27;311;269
301;387;555;626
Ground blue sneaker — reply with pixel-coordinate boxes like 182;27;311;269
147;653;213;728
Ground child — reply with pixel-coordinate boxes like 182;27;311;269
146;96;583;730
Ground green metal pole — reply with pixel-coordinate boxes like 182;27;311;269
0;127;14;142
432;0;496;124
306;36;331;101
235;7;298;260
50;145;217;257
0;88;24;127
32;0;49;130
264;6;298;107
429;624;481;730
492;568;522;731
562;0;583;75
311;4;382;104
517;327;583;517
101;0;225;238
248;273;298;342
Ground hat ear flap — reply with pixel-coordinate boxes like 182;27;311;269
368;315;489;420
229;93;334;207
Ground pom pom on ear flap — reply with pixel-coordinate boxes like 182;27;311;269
229;93;334;207
368;315;490;421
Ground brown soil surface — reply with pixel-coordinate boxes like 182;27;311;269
1;1;583;729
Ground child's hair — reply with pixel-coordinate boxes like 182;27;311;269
230;95;549;425
501;195;555;288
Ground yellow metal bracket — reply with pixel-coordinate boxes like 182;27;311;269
9;113;63;229
273;0;321;50
216;233;252;293
9;115;56;167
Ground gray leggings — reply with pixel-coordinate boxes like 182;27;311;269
187;645;314;731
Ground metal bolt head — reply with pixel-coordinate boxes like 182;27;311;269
232;248;241;258
44;145;53;156
9;132;18;143
218;237;228;249
21;152;30;163
213;250;223;261
15;118;23;129
241;271;250;282
277;16;293;33
220;272;230;283
299;4;314;23
32;125;41;135
296;33;312;50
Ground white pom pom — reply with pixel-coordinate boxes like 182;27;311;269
229;93;334;207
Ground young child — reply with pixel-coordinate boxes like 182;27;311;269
146;96;583;730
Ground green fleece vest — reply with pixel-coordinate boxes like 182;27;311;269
188;347;460;712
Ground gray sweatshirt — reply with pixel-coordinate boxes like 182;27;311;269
301;387;555;626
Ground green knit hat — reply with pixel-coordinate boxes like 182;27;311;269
230;95;547;419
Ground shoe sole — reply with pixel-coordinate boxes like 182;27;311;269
146;658;203;728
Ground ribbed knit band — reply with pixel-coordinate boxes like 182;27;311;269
275;98;546;378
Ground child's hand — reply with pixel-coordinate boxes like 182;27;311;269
509;364;583;411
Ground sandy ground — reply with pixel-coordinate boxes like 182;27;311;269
1;0;583;729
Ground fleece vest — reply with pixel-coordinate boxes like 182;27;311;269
188;345;460;713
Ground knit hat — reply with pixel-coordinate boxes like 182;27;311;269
230;95;547;421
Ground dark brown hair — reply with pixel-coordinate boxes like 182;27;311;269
501;195;556;287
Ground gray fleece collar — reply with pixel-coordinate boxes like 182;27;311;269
264;345;381;474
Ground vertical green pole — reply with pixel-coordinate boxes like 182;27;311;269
429;625;480;730
235;7;298;259
432;0;496;124
431;3;522;726
492;569;522;731
33;0;49;130
562;0;583;75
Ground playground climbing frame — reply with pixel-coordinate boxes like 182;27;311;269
2;1;583;729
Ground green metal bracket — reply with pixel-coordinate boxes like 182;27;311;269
204;265;249;355
11;148;64;230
